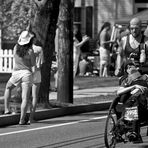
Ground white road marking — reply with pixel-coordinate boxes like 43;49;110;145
0;115;107;137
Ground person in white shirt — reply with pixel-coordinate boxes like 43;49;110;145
115;17;148;76
73;24;89;78
29;38;44;123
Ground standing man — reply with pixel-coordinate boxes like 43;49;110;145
115;17;148;76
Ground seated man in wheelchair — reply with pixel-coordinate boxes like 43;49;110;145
114;60;148;143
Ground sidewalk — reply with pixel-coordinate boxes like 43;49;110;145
49;86;119;99
0;86;119;126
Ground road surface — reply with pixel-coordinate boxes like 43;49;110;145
0;111;148;148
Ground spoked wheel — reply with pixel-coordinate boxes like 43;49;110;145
104;114;117;148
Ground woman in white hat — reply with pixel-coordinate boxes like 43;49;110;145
4;30;36;125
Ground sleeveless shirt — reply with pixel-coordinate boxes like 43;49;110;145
125;34;145;66
13;45;33;71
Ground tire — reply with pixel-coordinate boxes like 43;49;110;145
104;114;116;148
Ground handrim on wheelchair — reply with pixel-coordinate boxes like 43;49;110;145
104;85;148;148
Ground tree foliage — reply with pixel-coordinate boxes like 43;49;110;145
2;0;74;106
2;0;34;41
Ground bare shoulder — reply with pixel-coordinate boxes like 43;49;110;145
100;30;106;38
121;35;127;42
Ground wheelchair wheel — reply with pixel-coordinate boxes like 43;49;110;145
104;114;117;148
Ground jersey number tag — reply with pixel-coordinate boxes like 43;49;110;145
124;106;138;121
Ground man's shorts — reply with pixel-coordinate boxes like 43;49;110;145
100;60;108;66
32;70;41;84
9;70;33;87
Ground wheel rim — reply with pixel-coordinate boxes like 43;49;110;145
105;115;116;148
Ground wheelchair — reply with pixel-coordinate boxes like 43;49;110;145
104;93;148;148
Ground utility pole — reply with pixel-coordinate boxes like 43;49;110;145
57;0;74;103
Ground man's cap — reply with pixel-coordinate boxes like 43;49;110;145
18;31;34;45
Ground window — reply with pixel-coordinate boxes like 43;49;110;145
74;6;93;37
86;6;93;37
137;8;148;12
74;7;81;22
135;0;148;3
74;7;81;31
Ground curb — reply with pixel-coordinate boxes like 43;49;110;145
0;101;111;127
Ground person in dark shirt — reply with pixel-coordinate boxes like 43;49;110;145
116;60;148;143
115;17;148;76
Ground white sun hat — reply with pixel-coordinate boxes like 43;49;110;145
18;31;34;45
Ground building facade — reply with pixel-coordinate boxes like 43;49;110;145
74;0;148;38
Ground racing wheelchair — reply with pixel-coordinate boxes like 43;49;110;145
104;90;148;148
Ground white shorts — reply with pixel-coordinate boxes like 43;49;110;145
99;46;110;62
9;70;32;87
32;70;41;84
100;60;108;66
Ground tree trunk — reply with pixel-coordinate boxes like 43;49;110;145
32;0;60;107
57;0;74;103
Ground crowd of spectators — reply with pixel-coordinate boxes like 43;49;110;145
2;17;148;126
71;18;148;78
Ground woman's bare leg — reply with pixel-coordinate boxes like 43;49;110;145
29;83;40;122
4;81;15;114
19;84;31;124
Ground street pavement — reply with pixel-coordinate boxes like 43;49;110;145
1;86;148;147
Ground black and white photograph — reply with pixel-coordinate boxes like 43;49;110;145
0;0;148;147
